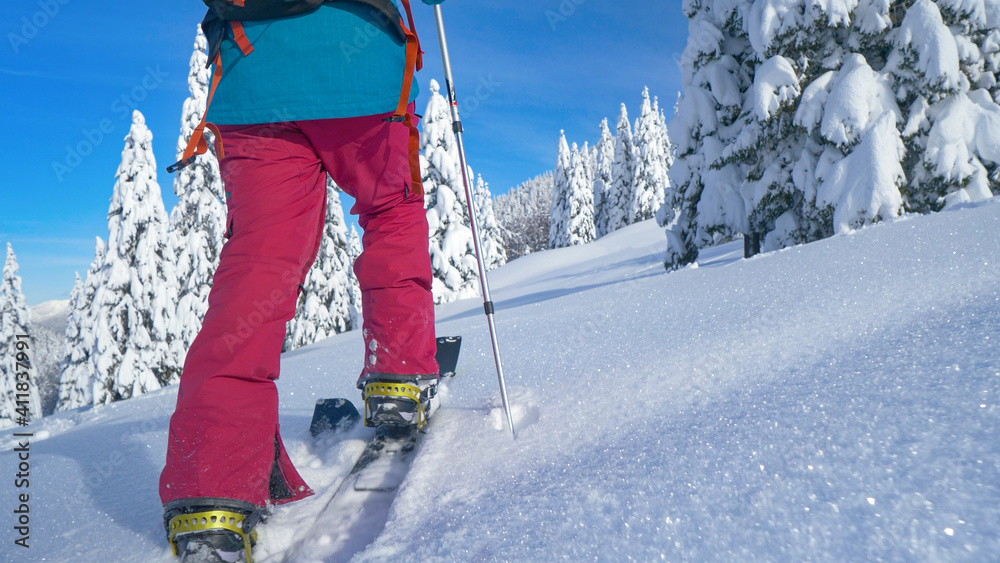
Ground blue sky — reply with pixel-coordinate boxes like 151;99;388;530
1;0;687;305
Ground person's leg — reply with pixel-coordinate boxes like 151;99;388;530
160;121;327;510
298;106;438;383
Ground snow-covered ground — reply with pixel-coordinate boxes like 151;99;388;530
3;200;999;562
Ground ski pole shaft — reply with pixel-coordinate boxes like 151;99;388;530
432;5;516;439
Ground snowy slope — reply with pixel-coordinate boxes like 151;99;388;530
3;200;999;562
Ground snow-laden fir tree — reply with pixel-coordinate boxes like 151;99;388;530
794;54;906;235
346;225;363;331
56;273;89;410
550;142;596;247
592;119;616;238
730;0;908;247
656;97;675;174
284;176;356;351
0;244;40;427
548;132;573;248
665;0;751;269
581;141;596;194
569;144;597;244
473;175;507;271
421;79;503;303
887;0;1000;212
579;141;596;235
91;110;181;404
169;25;227;353
606;105;636;235
56;238;105;411
632;87;670;224
493;171;554;260
652;96;676;228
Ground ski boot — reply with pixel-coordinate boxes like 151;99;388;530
164;500;265;563
360;374;439;430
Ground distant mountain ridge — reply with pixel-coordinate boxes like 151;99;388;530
31;299;70;333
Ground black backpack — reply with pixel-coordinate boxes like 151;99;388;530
202;0;327;21
199;0;406;64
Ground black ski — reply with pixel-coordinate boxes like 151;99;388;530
282;336;461;562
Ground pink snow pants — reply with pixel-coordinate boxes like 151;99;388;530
160;104;438;508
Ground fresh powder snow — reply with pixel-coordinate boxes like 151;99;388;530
2;198;999;561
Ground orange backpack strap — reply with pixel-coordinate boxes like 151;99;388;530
167;53;224;173
167;18;256;174
385;0;425;196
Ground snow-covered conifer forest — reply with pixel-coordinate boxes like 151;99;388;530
493;172;554;260
663;0;1000;268
510;0;998;270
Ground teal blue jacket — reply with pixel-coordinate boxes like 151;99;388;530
207;0;442;125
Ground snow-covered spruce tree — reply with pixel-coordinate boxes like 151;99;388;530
91;110;181;404
346;226;363;331
727;52;821;251
494;171;554;260
656;97;675;174
56;273;88;410
581;141;595;195
56;238;105;411
421;78;491;304
284;176;355;352
669;0;912;266
569;144;598;244
652;96;677;226
581;142;597;231
592;119;616;238
735;0;909;247
473;175;507;271
664;0;751;270
794;54;906;235
606;105;636;235
548;131;573;248
170;24;227;353
632;87;670;224
888;0;1000;212
550;143;596;247
0;244;41;427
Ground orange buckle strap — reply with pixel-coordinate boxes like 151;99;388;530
404;114;422;195
230;21;254;56
384;0;424;195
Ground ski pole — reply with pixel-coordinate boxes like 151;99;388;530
432;5;516;439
